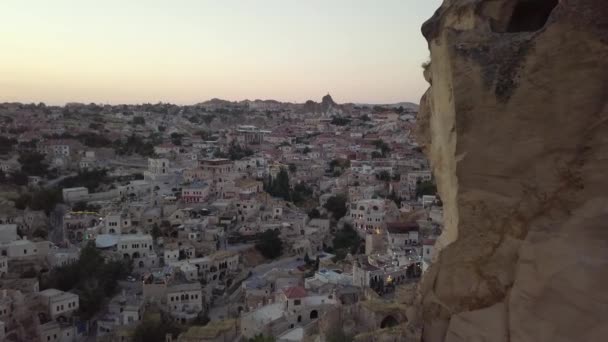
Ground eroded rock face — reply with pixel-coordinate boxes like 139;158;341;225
416;1;608;341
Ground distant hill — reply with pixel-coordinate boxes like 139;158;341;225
355;102;419;111
195;96;419;113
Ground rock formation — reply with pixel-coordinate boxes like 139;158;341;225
415;0;608;341
301;94;344;115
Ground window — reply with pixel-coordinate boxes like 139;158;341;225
294;299;301;306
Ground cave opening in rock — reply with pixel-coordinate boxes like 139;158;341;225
506;0;558;32
380;315;399;329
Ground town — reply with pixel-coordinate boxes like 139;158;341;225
0;95;442;342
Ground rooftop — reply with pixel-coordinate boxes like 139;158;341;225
282;286;307;299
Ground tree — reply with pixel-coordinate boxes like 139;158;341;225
332;223;362;255
268;168;291;201
0;136;17;155
11;171;29;186
372;139;391;157
14;188;63;214
132;116;145;125
255;229;283;259
59;169;109;192
72;201;99;212
308;208;321;219
415;180;437;198
151;224;161;240
331;117;350;126
376;170;391;182
360;114;371;122
288;163;297;173
304;253;311;264
323;195;347;221
170;132;183;146
18;151;49;176
133;319;181;342
32;228;48;239
42;242;132;320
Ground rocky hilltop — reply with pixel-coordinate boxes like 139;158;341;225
414;0;608;341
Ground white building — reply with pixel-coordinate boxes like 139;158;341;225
0;239;51;259
116;234;154;259
62;187;89;203
38;289;79;320
104;213;132;234
38;320;77;342
386;222;420;249
47;248;79;268
166;282;204;322
349;199;387;232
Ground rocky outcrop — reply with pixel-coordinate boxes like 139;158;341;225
415;1;608;341
301;94;344;115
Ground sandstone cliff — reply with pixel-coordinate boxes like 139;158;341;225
415;0;608;341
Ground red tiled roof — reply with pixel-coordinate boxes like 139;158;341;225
283;286;307;299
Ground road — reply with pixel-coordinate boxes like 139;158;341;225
250;255;303;277
45;172;77;188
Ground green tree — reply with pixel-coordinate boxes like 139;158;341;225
376;170;391;182
323;195;347;221
14;188;63;214
372;139;391;157
332;223;362;255
151;223;161;240
415;180;437;198
18;151;49;176
0;136;17;155
170;132;183;146
269;168;291;201
42;242;132;320
32;228;48;239
59;169;109;192
132;116;145;125
308;208;321;219
255;229;283;259
133;319;181;342
11;171;29;186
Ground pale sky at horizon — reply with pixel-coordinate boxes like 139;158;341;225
1;0;441;106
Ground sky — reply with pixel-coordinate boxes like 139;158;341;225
0;0;441;105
